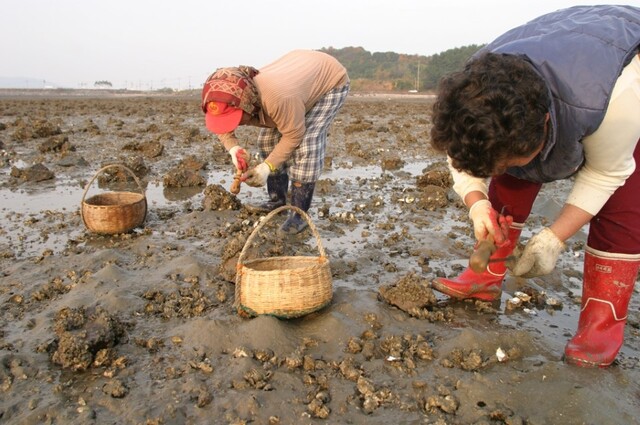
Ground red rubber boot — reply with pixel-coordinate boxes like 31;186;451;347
432;224;523;301
564;248;640;367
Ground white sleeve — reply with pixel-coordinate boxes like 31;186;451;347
447;156;488;201
566;55;640;216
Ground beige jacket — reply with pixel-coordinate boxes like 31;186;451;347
218;49;349;168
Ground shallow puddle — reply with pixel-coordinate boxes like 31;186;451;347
0;161;435;259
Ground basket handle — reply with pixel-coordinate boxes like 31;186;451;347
237;205;327;265
81;163;146;204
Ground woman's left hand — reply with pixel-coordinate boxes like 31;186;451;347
241;162;270;187
511;227;565;278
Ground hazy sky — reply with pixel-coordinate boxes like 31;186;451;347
2;1;637;89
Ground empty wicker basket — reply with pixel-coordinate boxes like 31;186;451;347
235;205;333;319
81;164;147;234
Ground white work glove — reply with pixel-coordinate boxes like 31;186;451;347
511;227;566;278
242;162;270;187
469;199;498;241
229;145;249;172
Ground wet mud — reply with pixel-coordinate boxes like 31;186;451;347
0;90;638;424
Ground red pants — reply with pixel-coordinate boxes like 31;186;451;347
488;139;640;254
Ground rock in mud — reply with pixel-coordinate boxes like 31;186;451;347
12;118;61;140
381;154;405;171
425;394;459;414
10;163;55;183
122;140;164;158
141;284;213;319
164;156;207;187
202;184;241;211
379;273;438;311
96;156;148;185
163;166;206;188
57;152;89;167
416;163;452;188
378;272;453;321
102;378;129;398
416;185;448;210
440;348;486;371
38;134;73;153
50;306;126;372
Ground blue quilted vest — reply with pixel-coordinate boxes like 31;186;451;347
477;5;640;182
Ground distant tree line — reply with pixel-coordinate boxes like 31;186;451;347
94;80;113;88
319;45;483;92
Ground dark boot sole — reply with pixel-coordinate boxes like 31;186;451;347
245;201;286;214
563;353;613;368
278;220;309;235
431;279;502;301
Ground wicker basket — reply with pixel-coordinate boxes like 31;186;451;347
235;205;332;319
81;164;147;234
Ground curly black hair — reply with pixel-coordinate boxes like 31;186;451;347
430;53;550;178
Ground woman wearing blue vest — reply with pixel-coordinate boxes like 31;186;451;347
430;5;640;368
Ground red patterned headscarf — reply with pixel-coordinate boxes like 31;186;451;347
201;66;260;115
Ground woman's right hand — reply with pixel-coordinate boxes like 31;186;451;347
229;145;249;171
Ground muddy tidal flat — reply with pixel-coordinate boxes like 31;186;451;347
0;89;638;424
